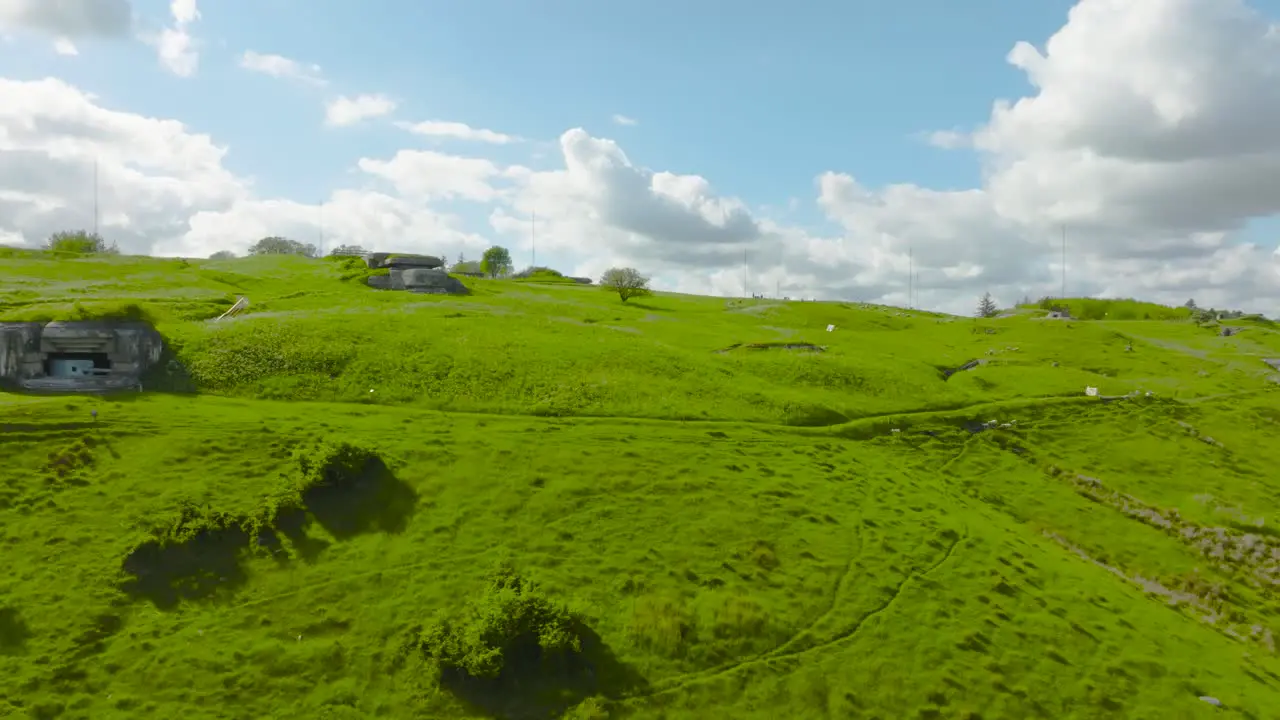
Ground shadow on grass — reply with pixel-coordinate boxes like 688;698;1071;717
441;624;648;720
118;460;414;608
624;301;673;313
119;524;252;610
0;605;33;655
301;456;418;540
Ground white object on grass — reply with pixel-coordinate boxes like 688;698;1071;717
1085;386;1098;397
826;324;835;332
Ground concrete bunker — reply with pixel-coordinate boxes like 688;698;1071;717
361;253;470;295
0;320;164;393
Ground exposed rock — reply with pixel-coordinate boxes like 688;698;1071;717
401;268;469;295
569;276;593;285
1263;358;1280;371
1220;326;1243;337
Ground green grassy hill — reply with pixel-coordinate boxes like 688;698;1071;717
2;248;1280;719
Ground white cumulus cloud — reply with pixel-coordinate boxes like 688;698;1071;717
2;0;1280;317
151;0;200;77
396;120;517;144
238;50;326;86
0;0;132;37
324;94;396;127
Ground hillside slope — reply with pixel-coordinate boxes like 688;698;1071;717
2;249;1280;719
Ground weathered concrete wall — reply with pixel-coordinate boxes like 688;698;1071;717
0;321;165;389
366;274;392;290
402;268;469;295
112;323;165;373
42;321;118;353
365;253;444;270
389;267;406;290
0;322;43;381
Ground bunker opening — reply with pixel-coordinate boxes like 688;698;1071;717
0;320;165;393
45;353;112;378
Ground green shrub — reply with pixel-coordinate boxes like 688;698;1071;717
291;440;382;496
405;562;583;679
45;230;118;256
129;499;253;552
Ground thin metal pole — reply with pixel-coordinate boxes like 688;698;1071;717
908;248;913;309
93;157;99;235
531;210;536;268
1061;225;1066;299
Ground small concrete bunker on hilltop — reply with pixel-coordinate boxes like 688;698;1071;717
362;253;470;295
0;321;164;392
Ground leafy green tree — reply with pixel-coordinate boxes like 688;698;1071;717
405;562;583;679
1185;298;1197;309
44;230;117;255
208;250;236;260
328;244;367;256
600;267;651;302
977;292;999;318
480;245;513;278
247;236;317;257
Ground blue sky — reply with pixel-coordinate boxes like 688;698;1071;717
3;0;1280;313
6;0;1075;227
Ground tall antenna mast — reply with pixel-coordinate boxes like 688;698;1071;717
531;210;536;268
93;157;99;236
1061;225;1066;299
318;205;325;255
742;249;748;298
908;247;913;309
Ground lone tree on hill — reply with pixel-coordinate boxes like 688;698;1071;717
45;230;117;255
1185;298;1197;309
977;292;999;318
600;267;651;302
208;250;236;260
480;245;513;278
328;244;368;256
247;236;317;258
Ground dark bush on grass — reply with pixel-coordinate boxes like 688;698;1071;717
406;562;584;679
292;440;382;495
135;499;252;547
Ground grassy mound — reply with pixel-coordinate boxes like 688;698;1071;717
2;250;1279;718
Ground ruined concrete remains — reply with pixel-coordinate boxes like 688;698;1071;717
361;252;469;295
0;321;163;393
400;268;469;295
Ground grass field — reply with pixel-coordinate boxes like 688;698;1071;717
2;248;1280;719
